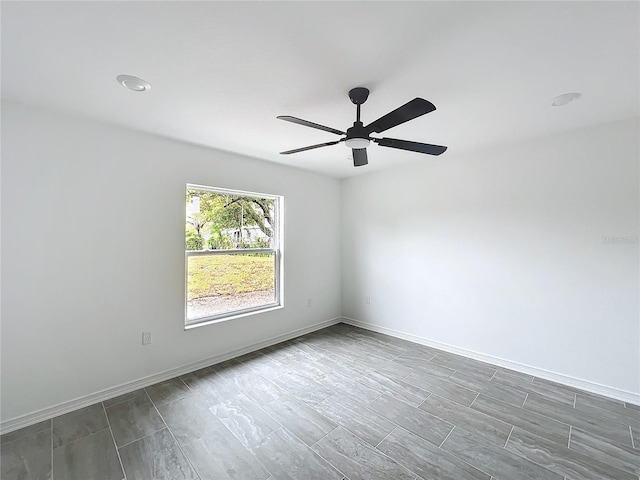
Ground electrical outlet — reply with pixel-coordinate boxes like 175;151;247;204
307;298;312;308
142;331;152;345
364;295;371;305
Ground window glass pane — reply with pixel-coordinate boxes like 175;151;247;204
186;190;276;250
187;252;276;321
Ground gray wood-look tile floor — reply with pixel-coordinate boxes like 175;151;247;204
2;323;639;480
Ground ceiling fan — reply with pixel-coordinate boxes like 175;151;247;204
277;87;447;167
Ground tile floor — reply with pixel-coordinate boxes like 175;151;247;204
2;323;639;479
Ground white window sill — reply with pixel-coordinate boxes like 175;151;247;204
185;304;283;330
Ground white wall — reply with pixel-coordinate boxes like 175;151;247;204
2;101;638;425
342;118;640;396
0;101;342;422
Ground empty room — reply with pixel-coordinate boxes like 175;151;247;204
1;1;638;479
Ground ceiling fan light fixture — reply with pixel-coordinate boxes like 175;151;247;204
344;138;370;149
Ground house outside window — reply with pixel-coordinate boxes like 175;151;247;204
185;184;283;327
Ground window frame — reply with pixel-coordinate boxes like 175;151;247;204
184;184;283;329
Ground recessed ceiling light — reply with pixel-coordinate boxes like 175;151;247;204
552;92;581;107
116;74;151;92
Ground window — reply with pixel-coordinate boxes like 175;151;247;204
185;184;282;327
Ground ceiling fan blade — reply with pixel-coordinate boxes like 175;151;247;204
352;148;368;167
374;137;447;155
277;116;345;135
365;98;436;134
280;139;342;155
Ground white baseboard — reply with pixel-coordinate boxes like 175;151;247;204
0;317;341;435
341;316;640;405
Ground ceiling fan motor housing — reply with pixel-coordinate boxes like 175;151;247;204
345;121;370;148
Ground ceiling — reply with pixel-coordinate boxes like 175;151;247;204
2;1;638;178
